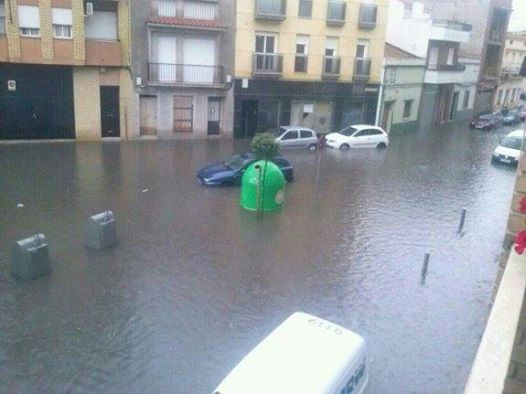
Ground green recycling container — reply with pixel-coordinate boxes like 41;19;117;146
240;160;286;212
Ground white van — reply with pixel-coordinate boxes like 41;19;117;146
213;312;368;394
492;129;524;165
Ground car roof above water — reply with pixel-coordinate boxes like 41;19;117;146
507;129;525;138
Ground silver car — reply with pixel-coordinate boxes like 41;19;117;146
274;126;319;150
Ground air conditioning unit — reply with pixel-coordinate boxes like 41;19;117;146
85;2;94;17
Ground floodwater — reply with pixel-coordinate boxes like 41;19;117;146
0;124;519;393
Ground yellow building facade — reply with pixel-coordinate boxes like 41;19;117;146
233;0;388;137
0;0;132;140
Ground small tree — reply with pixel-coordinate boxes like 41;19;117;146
251;132;280;160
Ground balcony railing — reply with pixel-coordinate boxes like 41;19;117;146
427;63;467;71
488;30;504;44
358;4;377;29
0;17;5;35
255;0;287;21
294;54;308;72
501;64;522;75
322;56;341;79
253;53;283;75
432;19;472;32
327;1;346;26
353;58;371;81
484;66;501;78
148;63;225;85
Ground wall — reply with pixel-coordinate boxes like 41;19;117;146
235;0;389;83
382;64;425;132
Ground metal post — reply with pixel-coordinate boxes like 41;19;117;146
458;208;467;234
421;253;430;284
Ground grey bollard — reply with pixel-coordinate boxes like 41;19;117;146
11;234;50;280
85;211;118;250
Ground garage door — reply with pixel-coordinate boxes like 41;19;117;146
0;64;75;139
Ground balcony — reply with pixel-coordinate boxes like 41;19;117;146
322;56;341;79
148;63;225;86
327;1;346;26
252;53;283;77
255;0;287;21
358;4;377;29
294;54;308;73
430;19;472;43
427;63;467;71
85;40;123;66
483;66;501;79
353;58;371;81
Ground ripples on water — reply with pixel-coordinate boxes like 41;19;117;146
0;126;518;393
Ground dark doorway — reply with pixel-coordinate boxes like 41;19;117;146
450;91;459;121
100;86;120;138
207;97;221;135
241;99;259;138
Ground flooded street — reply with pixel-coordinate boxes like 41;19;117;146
0;125;519;393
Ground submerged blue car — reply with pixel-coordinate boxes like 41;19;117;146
196;152;294;186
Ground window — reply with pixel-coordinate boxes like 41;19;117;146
0;1;5;35
354;130;369;137
295;35;309;72
324;37;339;74
386;68;396;84
356;40;369;58
497;89;503;105
298;0;312;18
282;131;298;140
300;129;313;138
512;88;518;103
255;33;276;54
463;90;470;109
85;2;118;41
403;100;413;118
18;5;40;37
504;89;510;104
52;8;72;39
447;47;455;65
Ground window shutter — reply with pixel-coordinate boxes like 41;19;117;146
52;8;73;26
18;5;40;29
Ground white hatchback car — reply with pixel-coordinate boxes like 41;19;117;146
274;126;319;150
492;129;524;165
325;125;389;150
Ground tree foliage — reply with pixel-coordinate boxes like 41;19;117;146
251;132;280;160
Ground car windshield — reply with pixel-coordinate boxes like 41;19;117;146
224;154;247;171
501;137;523;150
273;127;288;137
338;126;359;137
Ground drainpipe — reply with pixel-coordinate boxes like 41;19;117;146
375;58;386;127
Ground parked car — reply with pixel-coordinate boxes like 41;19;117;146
491;129;524;165
325;125;389;150
520;108;526;122
196;152;294;186
502;109;522;126
469;113;500;130
274;126;319;150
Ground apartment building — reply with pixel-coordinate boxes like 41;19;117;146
387;0;479;130
415;0;512;115
494;31;526;111
0;0;132;140
130;0;235;139
234;0;388;138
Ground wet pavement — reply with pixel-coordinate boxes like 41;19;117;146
0;124;520;393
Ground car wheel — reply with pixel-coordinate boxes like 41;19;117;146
307;143;317;151
340;143;350;151
376;142;387;150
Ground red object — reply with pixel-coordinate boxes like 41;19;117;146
519;196;526;214
515;230;526;254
